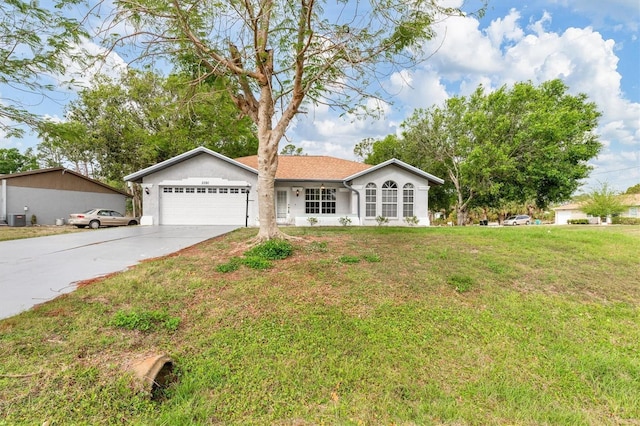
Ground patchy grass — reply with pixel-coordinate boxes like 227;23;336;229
0;225;86;242
0;226;639;425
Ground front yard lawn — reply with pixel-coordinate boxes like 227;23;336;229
1;226;638;424
0;225;86;242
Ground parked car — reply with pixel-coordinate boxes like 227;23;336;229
68;209;138;229
503;214;531;226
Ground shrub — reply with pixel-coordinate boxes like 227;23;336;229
375;216;389;226
612;217;640;225
241;256;273;270
448;274;474;293
403;216;419;226
216;257;243;273
338;216;352;226
362;253;381;262
307;217;318;226
568;219;590;225
244;239;293;260
338;255;361;264
110;309;180;332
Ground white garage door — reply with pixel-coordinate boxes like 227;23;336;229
160;186;248;225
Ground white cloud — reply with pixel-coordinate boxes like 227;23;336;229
295;6;639;191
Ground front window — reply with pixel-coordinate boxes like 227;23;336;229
365;183;377;217
381;180;398;218
403;183;414;217
305;188;336;214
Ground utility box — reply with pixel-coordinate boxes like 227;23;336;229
8;214;26;227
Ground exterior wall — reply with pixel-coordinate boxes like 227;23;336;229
350;164;431;226
274;182;357;226
623;206;639;218
554;209;586;225
6;186;127;225
140;153;258;225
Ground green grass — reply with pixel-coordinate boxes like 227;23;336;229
0;225;86;242
1;226;639;425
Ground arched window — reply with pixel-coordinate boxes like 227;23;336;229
403;183;414;217
365;183;377;217
381;180;398;218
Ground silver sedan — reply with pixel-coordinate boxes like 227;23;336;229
68;209;139;229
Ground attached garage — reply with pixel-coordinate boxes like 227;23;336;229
124;148;258;226
159;185;249;225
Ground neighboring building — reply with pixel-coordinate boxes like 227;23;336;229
124;147;444;226
0;168;131;226
553;194;640;224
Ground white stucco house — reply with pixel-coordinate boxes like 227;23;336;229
124;147;444;227
553;194;640;224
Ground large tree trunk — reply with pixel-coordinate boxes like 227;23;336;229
255;131;283;240
254;85;287;241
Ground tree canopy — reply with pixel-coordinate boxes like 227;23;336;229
37;69;258;187
93;0;485;239
625;183;640;194
367;79;602;224
0;0;84;137
0;147;38;174
581;182;626;219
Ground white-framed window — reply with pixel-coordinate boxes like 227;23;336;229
197;187;206;193
219;188;228;194
186;187;195;193
208;188;217;194
163;187;172;193
305;188;336;214
365;183;377;217
403;183;414;217
230;188;240;194
175;187;184;193
381;180;398;218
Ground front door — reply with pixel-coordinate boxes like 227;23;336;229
276;190;288;223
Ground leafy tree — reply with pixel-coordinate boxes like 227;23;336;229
0;0;85;137
280;144;304;155
401;80;601;224
625;183;640;194
97;0;486;240
37;70;258;185
581;182;626;219
0;148;38;174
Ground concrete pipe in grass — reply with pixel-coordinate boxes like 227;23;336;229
131;354;174;396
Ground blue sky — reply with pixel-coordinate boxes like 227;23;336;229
1;0;639;194
290;0;640;193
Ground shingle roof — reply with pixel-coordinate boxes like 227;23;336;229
234;155;372;181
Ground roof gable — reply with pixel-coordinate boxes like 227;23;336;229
124;149;444;184
1;167;131;197
345;158;444;185
124;147;258;183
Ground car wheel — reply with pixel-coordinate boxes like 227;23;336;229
128;220;138;226
89;220;100;229
526;221;531;225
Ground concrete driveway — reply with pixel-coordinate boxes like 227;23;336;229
0;225;239;319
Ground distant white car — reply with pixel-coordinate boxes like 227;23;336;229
69;209;139;229
503;215;531;226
